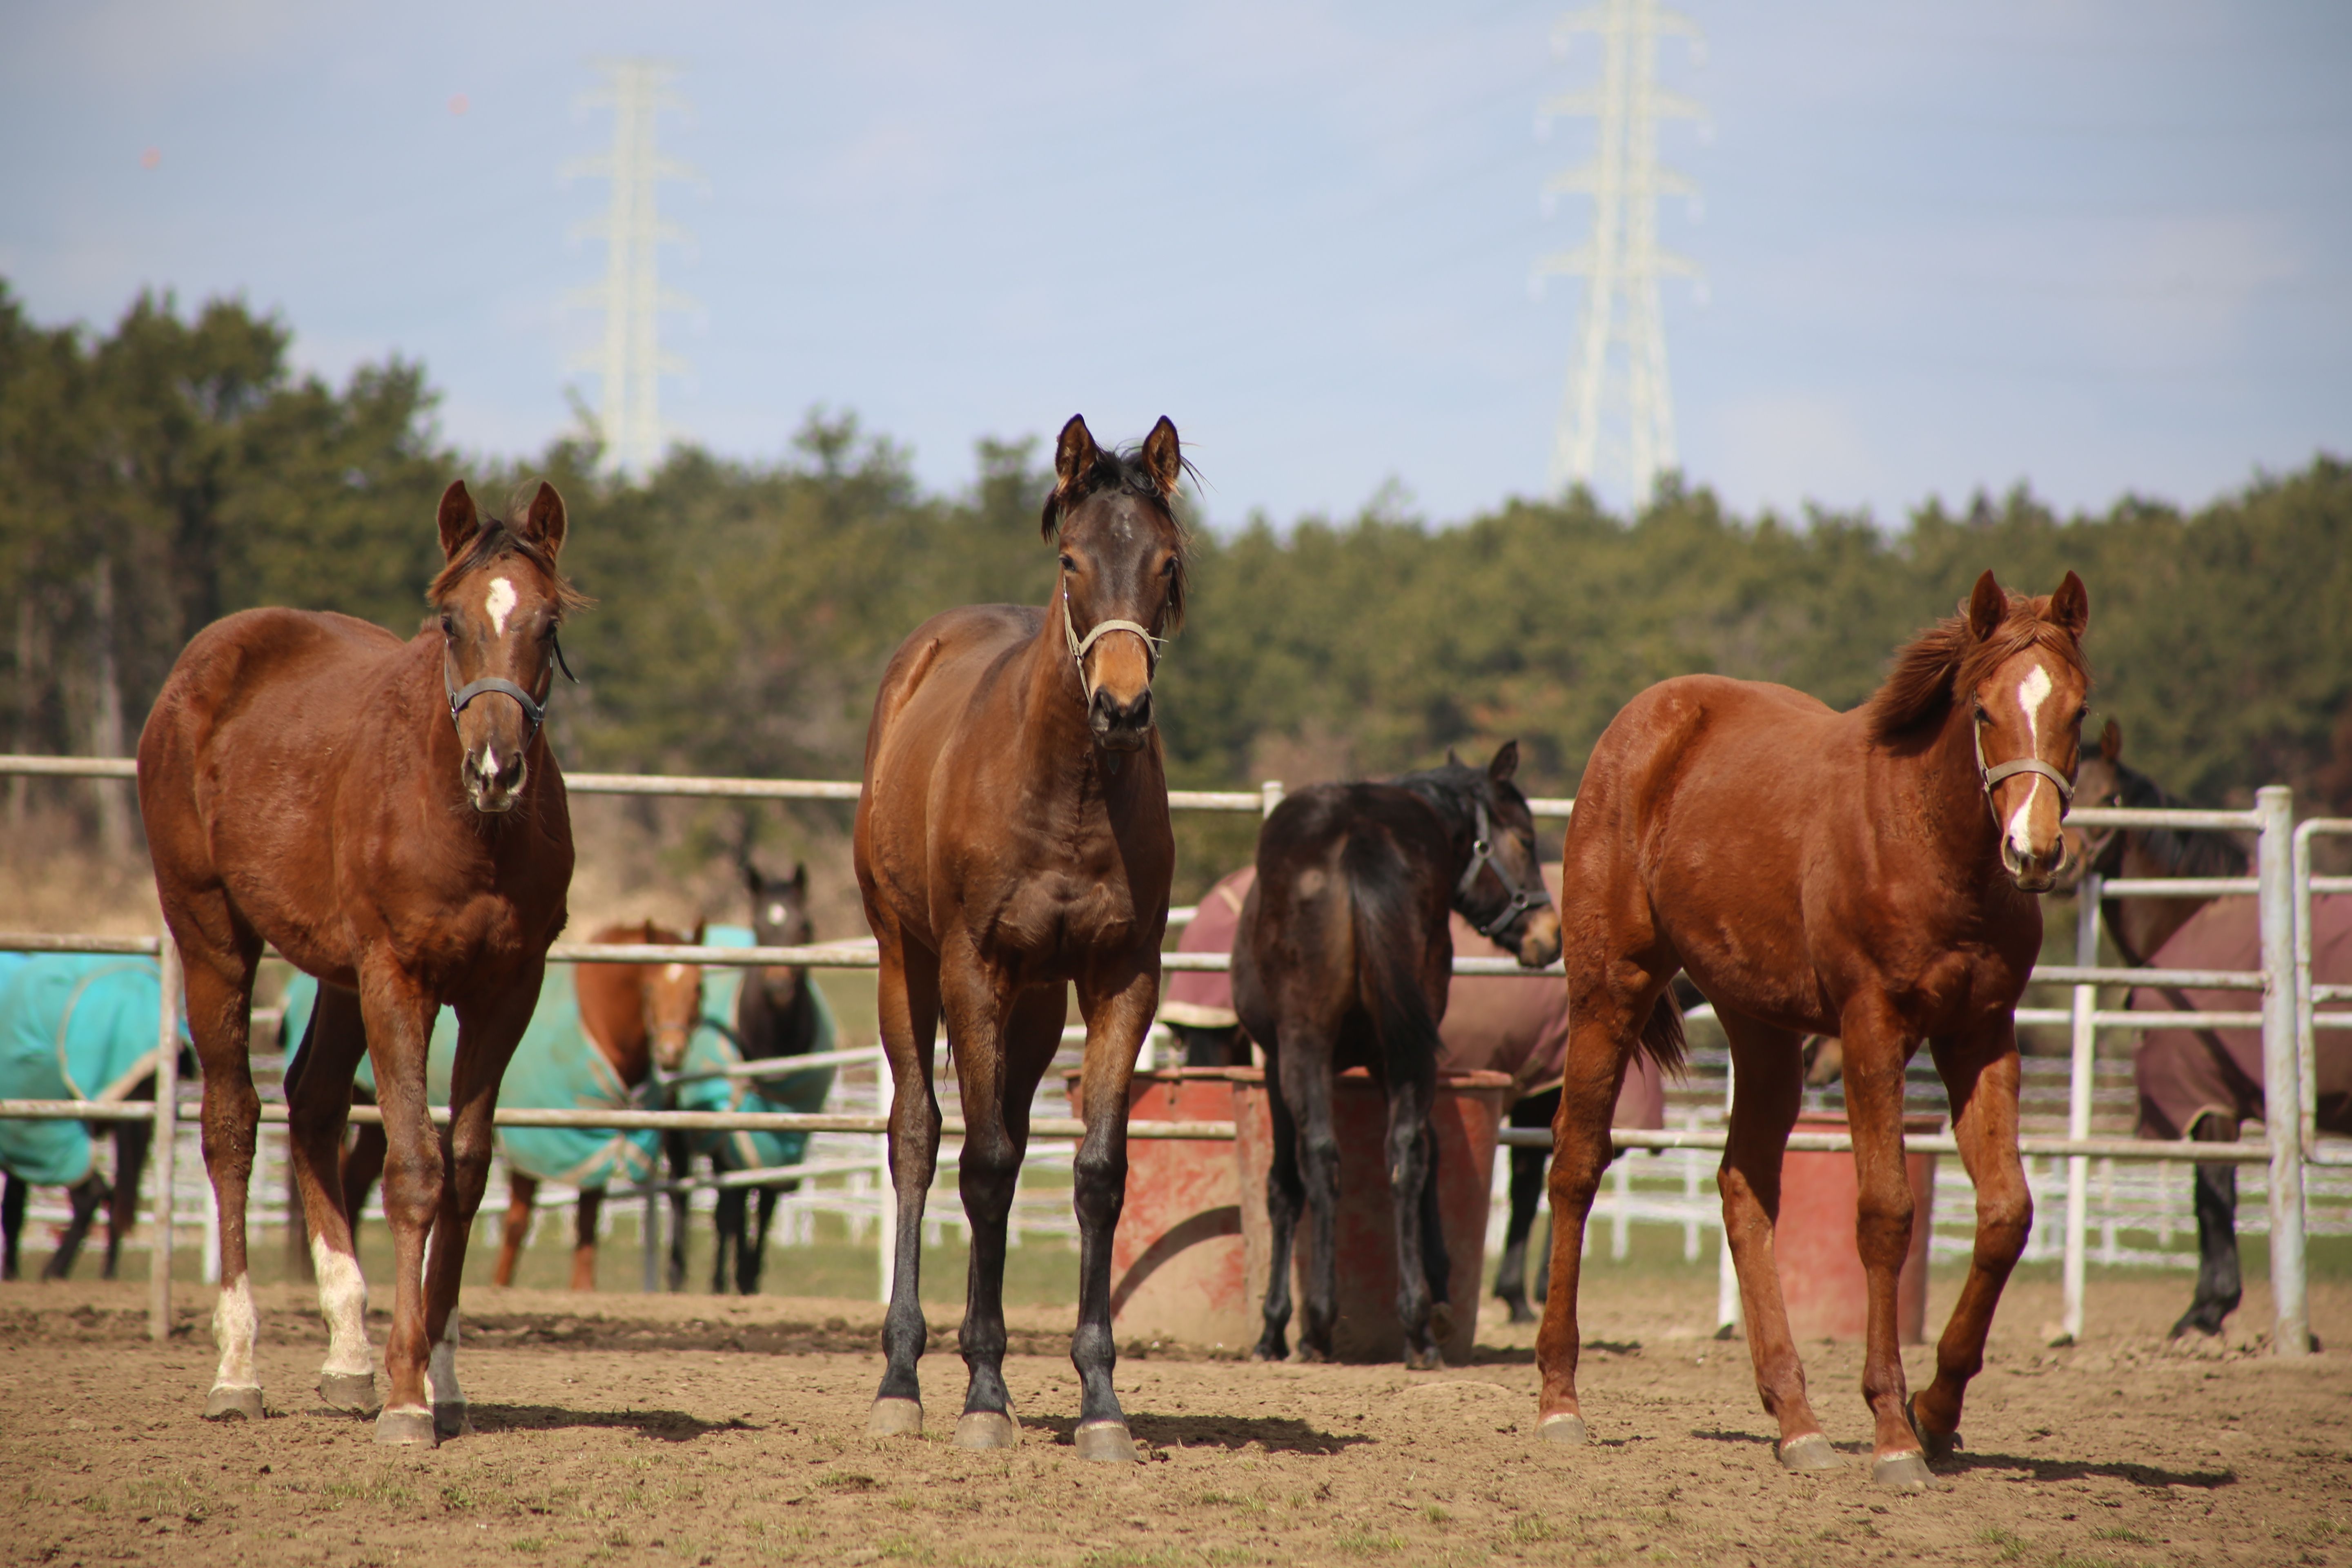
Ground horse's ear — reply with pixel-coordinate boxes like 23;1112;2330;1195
437;481;479;561
2049;569;2089;637
742;860;764;898
2100;717;2122;763
791;862;808;896
1445;746;1461;767
518;481;568;557
1488;739;1521;786
1141;416;1183;499
1044;415;1102;541
692;918;707;946
1966;570;2005;641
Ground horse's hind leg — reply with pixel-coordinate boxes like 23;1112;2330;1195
101;1115;152;1281
174;917;267;1421
664;1134;692;1292
1252;1047;1307;1363
1;1174;23;1280
1908;1022;2031;1480
2172;1116;2243;1338
867;937;942;1438
1382;1070;1446;1369
42;1174;102;1281
283;983;378;1417
570;1188;603;1291
742;1185;779;1296
494;1169;536;1287
1276;1037;1343;1363
1536;986;1645;1446
1495;1090;1559;1324
711;1187;745;1294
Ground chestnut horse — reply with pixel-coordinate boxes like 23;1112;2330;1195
854;414;1186;1461
139;480;581;1445
1232;743;1562;1368
1538;570;2090;1490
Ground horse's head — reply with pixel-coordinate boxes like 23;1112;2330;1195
746;860;813;1011
2051;718;2127;891
642;921;705;1074
1963;569;2093;893
1427;741;1563;969
1041;414;1189;755
430;480;585;815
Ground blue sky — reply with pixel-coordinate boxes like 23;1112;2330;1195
3;0;2346;527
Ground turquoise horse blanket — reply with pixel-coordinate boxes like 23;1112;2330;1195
281;966;659;1190
676;925;836;1173
0;954;183;1186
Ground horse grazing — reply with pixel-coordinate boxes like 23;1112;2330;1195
1232;743;1563;1368
0;954;167;1281
854;414;1186;1459
664;862;838;1295
138;479;581;1444
1539;570;2090;1490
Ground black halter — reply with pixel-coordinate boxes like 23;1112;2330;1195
443;631;574;742
1456;797;1553;941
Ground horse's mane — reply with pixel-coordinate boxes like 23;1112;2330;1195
1863;588;2088;743
2107;758;2250;877
1040;446;1195;633
427;487;592;614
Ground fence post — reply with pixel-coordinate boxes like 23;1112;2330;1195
2256;786;2309;1357
2060;873;2100;1343
148;930;181;1342
2294;821;2320;1157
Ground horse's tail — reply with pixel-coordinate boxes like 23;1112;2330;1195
1341;827;1447;1076
1638;987;1688;1078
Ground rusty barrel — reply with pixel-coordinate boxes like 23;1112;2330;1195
1233;1067;1512;1365
1064;1067;1252;1350
1773;1111;1942;1343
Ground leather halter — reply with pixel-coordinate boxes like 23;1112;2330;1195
443;631;573;742
1457;797;1554;941
1973;717;2076;818
1061;586;1162;677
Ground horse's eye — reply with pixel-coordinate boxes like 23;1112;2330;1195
1059;554;1076;573
439;615;454;637
1161;557;1177;577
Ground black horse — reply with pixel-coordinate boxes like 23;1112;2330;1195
1232;742;1561;1368
1;1111;154;1281
666;860;828;1294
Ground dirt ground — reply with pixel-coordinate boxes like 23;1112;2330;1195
3;1270;2348;1568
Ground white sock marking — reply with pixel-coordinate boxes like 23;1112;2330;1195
428;1310;465;1409
2007;665;2057;858
485;575;517;637
312;1237;375;1376
212;1272;259;1391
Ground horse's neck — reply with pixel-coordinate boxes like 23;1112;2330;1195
579;972;651;1085
1011;616;1118;804
1909;707;2007;880
2105;841;2205;967
739;968;817;1060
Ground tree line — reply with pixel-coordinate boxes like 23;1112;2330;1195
6;285;2348;886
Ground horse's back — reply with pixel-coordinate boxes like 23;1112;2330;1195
866;605;1040;760
146;608;408;754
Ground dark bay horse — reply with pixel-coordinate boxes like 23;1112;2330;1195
1539;570;2091;1490
139;480;581;1444
1233;744;1562;1367
854;414;1186;1460
664;862;831;1295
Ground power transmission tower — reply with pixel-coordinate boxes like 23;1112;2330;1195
566;58;697;477
1533;1;1704;502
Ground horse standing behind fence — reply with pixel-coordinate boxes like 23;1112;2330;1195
664;863;836;1295
1232;743;1562;1368
139;479;581;1445
0;953;174;1280
854;414;1185;1460
1540;570;2091;1490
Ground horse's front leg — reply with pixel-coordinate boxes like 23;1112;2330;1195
1910;1020;2032;1476
0;1174;23;1280
866;934;941;1438
1844;1008;1936;1489
664;1132;693;1293
416;976;538;1443
2174;1116;2243;1338
1068;961;1154;1461
571;1187;604;1292
1495;1089;1559;1323
494;1168;537;1287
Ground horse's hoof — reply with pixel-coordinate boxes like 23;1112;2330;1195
1075;1419;1140;1463
1778;1433;1840;1472
373;1405;439;1448
434;1402;472;1440
203;1385;265;1422
1870;1450;1943;1492
317;1372;379;1415
1403;1342;1443;1372
1502;1300;1536;1327
1287;1344;1328;1365
952;1410;1021;1450
1537;1412;1588;1446
1430;1301;1456;1347
1904;1396;1956;1463
866;1398;924;1439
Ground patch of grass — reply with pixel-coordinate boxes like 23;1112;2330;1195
2048;1556;2131;1568
1978;1526;2028;1563
1077;1549;1185;1568
1508;1514;1560;1545
889;1494;919;1513
876;1536;933;1563
323;1479;416;1508
509;1539;546;1555
1333;1530;1405;1556
820;1471;880;1491
1423;1504;1453;1526
2090;1526;2151;1544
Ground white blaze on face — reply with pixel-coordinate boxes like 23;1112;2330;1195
313;1237;375;1376
766;904;787;927
2005;664;2058;857
663;963;686;983
212;1271;260;1391
485;575;518;637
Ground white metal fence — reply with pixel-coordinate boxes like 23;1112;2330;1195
0;756;2335;1357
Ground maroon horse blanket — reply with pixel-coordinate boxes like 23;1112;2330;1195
2132;894;2352;1140
1165;866;1666;1127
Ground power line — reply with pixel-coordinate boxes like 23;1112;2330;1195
565;58;699;478
1533;0;1704;502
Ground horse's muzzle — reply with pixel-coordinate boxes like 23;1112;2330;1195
1513;906;1564;969
2001;834;2074;895
1089;687;1153;752
463;746;527;814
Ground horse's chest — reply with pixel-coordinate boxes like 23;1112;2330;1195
989;880;1142;970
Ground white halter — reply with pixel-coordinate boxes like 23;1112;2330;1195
1061;587;1162;673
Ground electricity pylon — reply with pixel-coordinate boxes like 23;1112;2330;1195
566;58;698;477
1534;1;1703;502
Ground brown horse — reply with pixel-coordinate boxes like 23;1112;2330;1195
139;480;582;1445
853;414;1185;1461
2068;719;2249;966
1538;570;2090;1490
